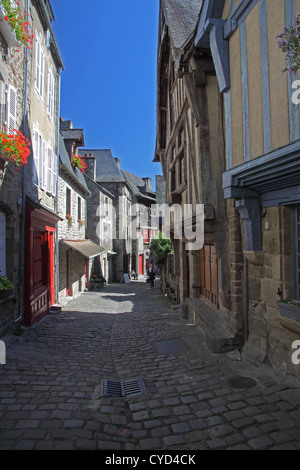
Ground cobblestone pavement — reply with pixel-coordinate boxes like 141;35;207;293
1;278;300;451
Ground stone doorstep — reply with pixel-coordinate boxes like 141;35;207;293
182;298;238;354
49;304;62;314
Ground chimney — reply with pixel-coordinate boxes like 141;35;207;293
114;157;121;168
142;177;152;192
60;120;73;130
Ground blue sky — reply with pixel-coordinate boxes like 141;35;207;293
50;0;162;189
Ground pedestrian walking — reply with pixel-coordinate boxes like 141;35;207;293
148;270;156;289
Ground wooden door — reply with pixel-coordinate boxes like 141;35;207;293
47;229;55;306
139;254;144;275
200;245;219;307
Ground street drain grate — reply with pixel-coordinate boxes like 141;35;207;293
227;376;257;389
100;378;147;398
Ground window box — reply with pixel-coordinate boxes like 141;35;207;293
0;3;18;48
277;300;300;323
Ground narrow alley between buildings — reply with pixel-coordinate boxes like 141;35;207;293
0;277;300;451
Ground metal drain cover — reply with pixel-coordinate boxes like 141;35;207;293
227;376;257;389
100;378;147;398
155;338;190;355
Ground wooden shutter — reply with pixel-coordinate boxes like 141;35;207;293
32;128;39;185
0;211;6;277
41;140;47;190
40;48;45;97
35;37;40;93
5;85;16;135
47;145;52;193
47;71;54;118
51;151;57;196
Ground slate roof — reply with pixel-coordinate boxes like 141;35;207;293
121;170;156;201
59;134;90;194
162;0;203;49
78;149;126;184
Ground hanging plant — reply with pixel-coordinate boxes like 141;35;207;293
66;214;72;227
0;275;14;292
1;0;34;52
277;14;300;74
72;155;87;173
0;130;31;167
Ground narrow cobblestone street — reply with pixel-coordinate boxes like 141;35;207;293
1;277;300;451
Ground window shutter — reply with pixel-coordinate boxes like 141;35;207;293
51;151;57;196
47;145;52;193
35;37;40;92
40;49;45;97
0;211;6;278
5;85;16;135
32;128;39;185
47;72;55;119
41;140;47;190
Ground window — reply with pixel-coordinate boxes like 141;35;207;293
35;34;45;99
0;211;6;277
66;188;71;216
179;154;185;185
32;126;57;195
47;70;55;120
105;197;108;217
171;168;176;192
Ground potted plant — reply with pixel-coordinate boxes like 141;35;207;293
0;275;14;300
277;14;300;74
1;0;34;52
277;299;300;322
0;130;31;167
78;219;84;228
66;214;72;227
72;155;87;173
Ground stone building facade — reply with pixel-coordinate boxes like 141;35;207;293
23;0;63;326
121;171;158;277
78;149;134;283
220;0;300;379
155;0;300;379
57;121;92;305
0;0;26;335
80;151;115;284
155;0;232;347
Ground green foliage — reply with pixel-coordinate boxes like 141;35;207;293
150;232;173;266
0;276;14;292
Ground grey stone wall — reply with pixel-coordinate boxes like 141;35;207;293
0;0;28;336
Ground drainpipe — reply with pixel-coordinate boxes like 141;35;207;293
15;0;30;327
55;67;62;304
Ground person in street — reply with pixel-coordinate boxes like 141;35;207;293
131;270;137;280
148;270;156;289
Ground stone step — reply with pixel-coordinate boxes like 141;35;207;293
49;304;62;314
182;298;238;354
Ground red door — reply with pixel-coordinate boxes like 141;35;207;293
46;228;55;306
139;255;144;275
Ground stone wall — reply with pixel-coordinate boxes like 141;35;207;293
0;0;28;336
